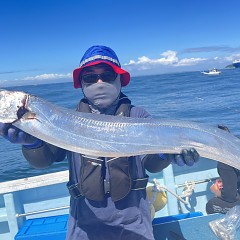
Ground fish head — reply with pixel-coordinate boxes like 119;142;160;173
0;89;28;123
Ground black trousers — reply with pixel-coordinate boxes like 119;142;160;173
206;197;240;214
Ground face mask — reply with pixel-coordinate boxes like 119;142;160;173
82;75;121;110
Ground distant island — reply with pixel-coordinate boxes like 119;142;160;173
225;64;237;69
225;59;240;69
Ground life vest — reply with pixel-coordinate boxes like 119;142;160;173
67;93;148;202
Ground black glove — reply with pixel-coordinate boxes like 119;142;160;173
161;148;200;166
0;122;42;148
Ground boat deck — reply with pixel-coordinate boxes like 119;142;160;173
14;212;240;240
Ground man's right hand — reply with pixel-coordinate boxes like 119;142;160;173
0;122;42;148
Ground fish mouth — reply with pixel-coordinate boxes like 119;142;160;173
16;94;29;119
0;89;29;123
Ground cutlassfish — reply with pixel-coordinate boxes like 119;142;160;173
0;89;240;170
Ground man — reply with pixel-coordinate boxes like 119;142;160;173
0;45;199;240
206;125;240;215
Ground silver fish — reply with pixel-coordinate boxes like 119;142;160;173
0;89;240;170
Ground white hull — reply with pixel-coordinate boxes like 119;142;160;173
201;71;221;75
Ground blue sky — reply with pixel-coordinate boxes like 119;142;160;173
1;0;240;86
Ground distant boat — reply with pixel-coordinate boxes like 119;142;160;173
201;68;221;75
232;59;240;68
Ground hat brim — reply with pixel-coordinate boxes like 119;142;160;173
73;60;130;88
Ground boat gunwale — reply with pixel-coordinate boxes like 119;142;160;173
0;170;69;194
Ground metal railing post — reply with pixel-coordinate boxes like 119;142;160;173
3;192;25;240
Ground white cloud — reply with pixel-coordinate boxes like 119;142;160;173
176;57;207;66
22;73;71;81
160;50;178;64
124;50;206;68
122;48;240;76
224;53;240;62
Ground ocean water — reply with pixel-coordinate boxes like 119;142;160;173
0;68;240;182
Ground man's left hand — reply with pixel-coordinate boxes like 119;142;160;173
168;148;200;166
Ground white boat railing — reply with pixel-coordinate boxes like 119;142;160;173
0;170;69;194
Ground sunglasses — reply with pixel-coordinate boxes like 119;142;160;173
81;71;117;84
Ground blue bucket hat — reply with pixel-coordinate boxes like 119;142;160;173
73;45;130;88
